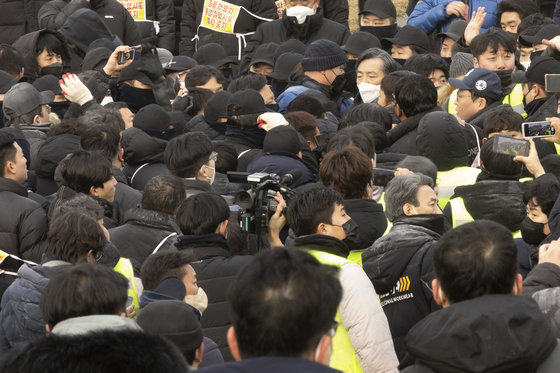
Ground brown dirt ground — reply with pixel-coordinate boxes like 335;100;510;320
348;0;409;32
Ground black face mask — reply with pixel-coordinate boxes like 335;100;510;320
393;57;407;66
520;216;548;245
341;219;360;248
118;84;157;113
530;50;543;60
359;24;398;40
443;57;452;66
40;62;63;77
265;103;279;112
330;72;348;97
270;79;288;97
346;59;357;72
494;69;513;90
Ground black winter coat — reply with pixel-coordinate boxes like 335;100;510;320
179;0;277;57
387;108;440;156
401;295;559;373
112;166;141;217
174;233;253;361
362;214;445;361
135;0;175;51
197;356;343;373
38;0;141;46
523;262;560;296
0;178;47;262
185;115;226;141
343;198;387;251
0;0;48;44
109;208;180;269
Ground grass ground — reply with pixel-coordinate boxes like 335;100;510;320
348;0;409;32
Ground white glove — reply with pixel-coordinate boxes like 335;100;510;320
258;112;289;131
59;73;94;106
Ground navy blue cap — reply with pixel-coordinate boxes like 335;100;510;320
448;68;502;101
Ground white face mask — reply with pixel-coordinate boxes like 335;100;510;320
100;96;114;106
520;60;531;70
206;165;216;185
357;82;381;103
286;5;315;24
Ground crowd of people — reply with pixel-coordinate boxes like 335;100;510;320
1;0;560;371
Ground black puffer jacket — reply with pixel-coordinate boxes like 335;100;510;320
38;0;141;46
0;178;48;262
362;214;445;361
343;198;387;251
387;107;440;156
179;0;277;57
448;179;529;233
526;95;558;123
185;115;226;141
173;233;252;361
112;166;141;217
0;0;48;44
401;295;559;373
319;0;348;26
136;0;175;51
121;127;171;190
109;208;180;269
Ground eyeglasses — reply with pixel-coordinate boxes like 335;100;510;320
209;151;218;163
45;104;52;114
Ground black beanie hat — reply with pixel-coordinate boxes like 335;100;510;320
263;125;301;154
133;104;172;131
302;39;348;72
137;300;203;353
204;91;232;121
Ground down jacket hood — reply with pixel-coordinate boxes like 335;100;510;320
12;30;66;81
454;180;529;232
405;294;557;373
121;127;168;165
416;111;470;171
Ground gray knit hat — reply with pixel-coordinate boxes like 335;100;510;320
449;52;474;78
302;39;348;72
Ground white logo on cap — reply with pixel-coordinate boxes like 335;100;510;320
475;80;487;91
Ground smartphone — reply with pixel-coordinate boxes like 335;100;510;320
372;168;395;187
492;135;530;157
545;74;560;92
118;47;141;64
522;121;555;138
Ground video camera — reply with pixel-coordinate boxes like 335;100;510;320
227;170;301;239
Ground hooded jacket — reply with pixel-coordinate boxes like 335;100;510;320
185;115;226;141
38;0;141;47
362;214;445;361
401;295;560;373
109;208;180;267
179;0;278;57
387;107;440;156
12;30;65;82
449;179;529;232
174;233;253;361
343;198;387;251
0;0;48;45
121;127;171;190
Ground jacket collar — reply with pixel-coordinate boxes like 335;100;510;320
175;233;231;259
292;234;349;258
0;177;28;197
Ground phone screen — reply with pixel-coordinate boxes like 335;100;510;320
492;135;530;157
522;121;555;138
372;168;395;187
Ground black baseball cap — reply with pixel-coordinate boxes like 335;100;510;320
343;31;381;55
519;24;560;45
449;68;502;101
360;0;396;19
512;56;560;87
437;20;467;42
383;25;430;51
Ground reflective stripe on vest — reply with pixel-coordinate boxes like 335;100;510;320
378;192;392;235
450;197;473;227
306;250;363;373
447;89;458;115
113;257;140;314
347;250;363;267
437;167;481;210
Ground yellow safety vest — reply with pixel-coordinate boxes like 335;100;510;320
306;250;363;373
347;251;363;267
447;84;526;116
378;192;392;235
437;167;481;210
113;257;140;314
449;198;521;236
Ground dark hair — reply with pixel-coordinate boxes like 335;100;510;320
40;263;128;327
470;28;517;59
142;175;186;214
229;248;342;358
80;123;121;160
228;74;268;93
482;106;522;137
480;136;523;179
176;192;230;235
164;132;212;178
380;70;415;107
213;141;238;173
327;126;376;158
356;48;401;76
320;146;372;199
61;150;113;194
3;104;42;126
185;88;214;117
284;111;318;143
384;173;434;221
104;101;130;111
51;194;104;222
523;175;560;216
433;220;518;304
396;156;438;185
79;107;126;132
287;188;343;236
355;121;388;151
498;0;540;24
286;94;325;118
47;117;90;138
43;211;107;263
184;65;224;89
394;74;437;117
0;44;24;77
402;53;449;79
0;140;16;178
471;90;500;106
339;103;392;131
140;251;192;291
35;31;71;63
